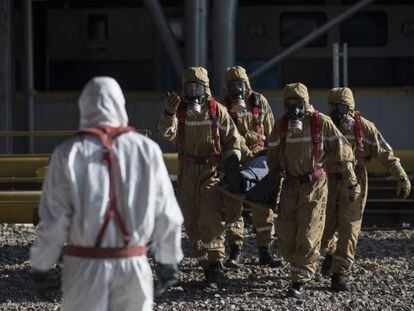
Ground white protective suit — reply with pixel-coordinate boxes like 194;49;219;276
30;77;184;311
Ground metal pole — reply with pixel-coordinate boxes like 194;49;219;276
185;0;208;67
23;0;35;153
343;42;348;87
198;0;208;68
185;0;200;66
250;0;374;80
0;0;13;154
143;0;185;77
333;43;340;88
212;0;238;96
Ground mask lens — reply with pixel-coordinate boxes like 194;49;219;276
329;103;349;114
184;82;205;101
227;79;247;98
285;98;303;109
285;98;304;120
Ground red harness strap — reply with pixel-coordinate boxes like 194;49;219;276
353;111;365;166
178;98;221;156
249;92;264;149
78;126;135;248
310;111;321;170
209;98;221;155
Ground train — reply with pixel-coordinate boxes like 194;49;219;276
10;0;414;91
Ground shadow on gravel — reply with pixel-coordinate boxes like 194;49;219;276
0;245;31;265
155;272;323;303
356;236;414;260
0;264;61;303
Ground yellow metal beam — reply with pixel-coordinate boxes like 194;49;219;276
0;151;413;179
0;191;41;223
0;151;413;224
163;153;178;176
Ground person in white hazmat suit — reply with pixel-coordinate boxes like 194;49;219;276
29;77;183;311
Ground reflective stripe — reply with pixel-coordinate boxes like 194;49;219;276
234;111;252;118
285;136;312;143
268;135;336;147
185;120;213;126
203;242;224;249
333;255;353;268
256;225;273;233
346;134;391;150
291;266;313;278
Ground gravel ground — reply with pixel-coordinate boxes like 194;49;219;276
0;224;413;310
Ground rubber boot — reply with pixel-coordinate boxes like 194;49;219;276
287;282;305;299
204;261;225;289
226;245;243;268
258;246;282;268
331;273;350;292
321;254;333;277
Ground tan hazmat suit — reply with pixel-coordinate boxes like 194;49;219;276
157;67;241;262
267;83;358;283
222;66;276;248
322;87;411;275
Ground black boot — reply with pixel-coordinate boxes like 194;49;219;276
287;282;305;299
226;245;243;268
321;254;333;277
204;262;225;289
331;273;350;292
258;246;282;268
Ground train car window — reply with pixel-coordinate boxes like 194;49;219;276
280;12;327;47
343;0;413;3
247;23;267;40
88;15;108;51
239;0;324;4
341;12;387;47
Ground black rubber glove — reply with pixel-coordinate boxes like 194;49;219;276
245;173;278;204
30;269;53;297
154;263;179;297
224;154;241;193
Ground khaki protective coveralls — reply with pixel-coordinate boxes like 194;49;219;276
267;83;358;283
322;87;411;275
222;66;276;248
157;67;241;262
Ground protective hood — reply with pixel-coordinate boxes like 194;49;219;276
282;83;313;112
224;66;252;93
78;77;128;130
328;87;355;112
182;67;212;98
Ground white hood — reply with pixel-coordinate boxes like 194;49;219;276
78;77;129;129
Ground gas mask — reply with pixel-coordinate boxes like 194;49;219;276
285;98;305;133
329;103;354;130
184;82;206;117
227;79;248;100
